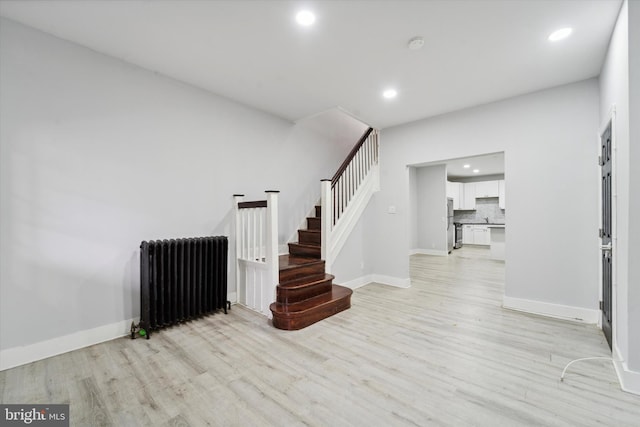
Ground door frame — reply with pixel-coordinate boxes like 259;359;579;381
598;105;617;351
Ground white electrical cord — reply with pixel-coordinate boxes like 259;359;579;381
560;356;614;381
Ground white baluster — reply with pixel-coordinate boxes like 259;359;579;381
265;191;279;315
253;208;258;261
257;208;261;260
321;180;332;274
233;194;244;304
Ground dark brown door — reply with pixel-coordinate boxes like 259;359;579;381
600;122;613;350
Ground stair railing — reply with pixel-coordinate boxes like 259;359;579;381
321;128;379;273
234;191;279;316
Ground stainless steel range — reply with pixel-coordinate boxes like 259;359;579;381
454;223;463;249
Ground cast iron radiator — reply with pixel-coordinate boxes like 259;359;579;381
133;236;229;339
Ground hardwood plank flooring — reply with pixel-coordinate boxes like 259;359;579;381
2;246;639;426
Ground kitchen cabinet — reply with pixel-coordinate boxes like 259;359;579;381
462;224;490;245
472;227;490;245
446;181;463;210
475;180;499;198
499;180;505;209
453;179;505;210
462;182;476;210
462;225;473;244
489;226;505;260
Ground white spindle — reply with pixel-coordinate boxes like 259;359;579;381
265;191;279;314
233;194;244;304
258;209;263;261
245;209;250;259
320;128;380;275
241;209;246;259
321;180;332;273
235;191;280;315
253;209;258;260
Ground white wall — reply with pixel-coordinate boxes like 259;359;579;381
414;165;448;254
600;0;640;392
0;19;353;361
626;0;640;376
409;167;418;250
330;206;373;287
600;0;630;367
368;79;600;311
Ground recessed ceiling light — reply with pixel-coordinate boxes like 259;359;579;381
407;36;425;50
473;169;480;173
548;27;572;42
463;164;471;168
296;10;315;26
383;89;397;99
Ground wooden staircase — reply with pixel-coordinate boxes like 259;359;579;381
269;205;352;330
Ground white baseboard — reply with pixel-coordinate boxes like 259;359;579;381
227;291;238;304
1;292;239;371
502;296;599;324
0;318;138;371
278;244;289;255
339;275;375;290
372;274;411;288
337;274;411;290
613;346;640;395
410;248;449;256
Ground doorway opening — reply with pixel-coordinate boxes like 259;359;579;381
408;152;505;262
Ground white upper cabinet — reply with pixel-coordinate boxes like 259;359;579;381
462;182;476;210
446;181;454;199
474;180;500;198
446;181;463;210
450;179;505;211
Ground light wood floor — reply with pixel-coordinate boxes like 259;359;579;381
2;246;639;426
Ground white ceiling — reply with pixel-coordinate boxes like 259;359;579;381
412;152;505;179
445;152;505;179
0;0;622;129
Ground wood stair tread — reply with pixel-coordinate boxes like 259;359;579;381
279;254;323;270
298;229;321;245
271;206;351;330
288;242;321;259
279;273;334;289
306;217;321;230
270;285;352;330
271;285;351;312
289;242;320;248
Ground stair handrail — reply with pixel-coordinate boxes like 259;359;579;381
321;128;379;273
330;127;378;224
331;127;375;186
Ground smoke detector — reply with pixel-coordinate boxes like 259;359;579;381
407;36;425;50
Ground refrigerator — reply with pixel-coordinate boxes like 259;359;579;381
447;198;454;253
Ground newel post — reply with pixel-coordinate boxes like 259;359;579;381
265;191;280;313
233;194;245;304
321;179;332;274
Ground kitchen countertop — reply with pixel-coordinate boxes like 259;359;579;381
455;222;505;225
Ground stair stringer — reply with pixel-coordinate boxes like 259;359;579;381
322;164;379;274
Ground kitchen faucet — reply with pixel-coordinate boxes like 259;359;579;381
484;217;489;223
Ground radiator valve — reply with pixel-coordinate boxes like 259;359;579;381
130;321;149;340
